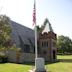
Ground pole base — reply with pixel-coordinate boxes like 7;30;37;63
29;69;47;72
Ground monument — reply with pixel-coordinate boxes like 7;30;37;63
29;58;46;72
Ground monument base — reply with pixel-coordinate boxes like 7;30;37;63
29;58;47;72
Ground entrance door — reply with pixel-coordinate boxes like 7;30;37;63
53;50;56;59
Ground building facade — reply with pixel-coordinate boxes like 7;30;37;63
7;18;57;63
38;19;57;62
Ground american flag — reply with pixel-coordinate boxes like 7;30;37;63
33;0;36;25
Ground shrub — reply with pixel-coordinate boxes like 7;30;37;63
0;53;8;63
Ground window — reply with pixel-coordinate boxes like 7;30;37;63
46;41;48;47
43;50;47;54
52;42;56;47
42;42;44;47
42;41;48;47
24;45;30;53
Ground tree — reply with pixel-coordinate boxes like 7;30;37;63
0;15;12;47
36;25;41;32
57;35;72;54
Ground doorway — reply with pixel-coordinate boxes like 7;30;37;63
53;50;56;59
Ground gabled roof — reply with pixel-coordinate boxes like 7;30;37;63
42;18;53;34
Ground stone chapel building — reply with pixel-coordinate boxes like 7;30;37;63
7;18;57;63
38;19;57;62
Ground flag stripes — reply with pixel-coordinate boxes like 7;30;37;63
33;0;36;25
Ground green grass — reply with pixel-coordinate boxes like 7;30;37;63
47;55;72;72
0;63;31;72
0;55;72;72
57;55;72;59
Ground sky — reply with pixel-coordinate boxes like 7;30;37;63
0;0;72;39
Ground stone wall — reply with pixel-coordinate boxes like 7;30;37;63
39;31;57;62
7;50;35;63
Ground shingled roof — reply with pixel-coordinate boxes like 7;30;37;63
10;21;35;49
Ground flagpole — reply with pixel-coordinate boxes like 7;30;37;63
35;19;38;59
34;0;38;59
31;0;46;71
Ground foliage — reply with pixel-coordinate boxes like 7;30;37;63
0;53;8;63
57;35;72;54
0;15;12;47
10;47;21;52
36;25;41;32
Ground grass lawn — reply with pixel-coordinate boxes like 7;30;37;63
0;55;72;72
47;55;72;72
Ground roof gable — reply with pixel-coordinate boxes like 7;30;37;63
42;18;53;34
